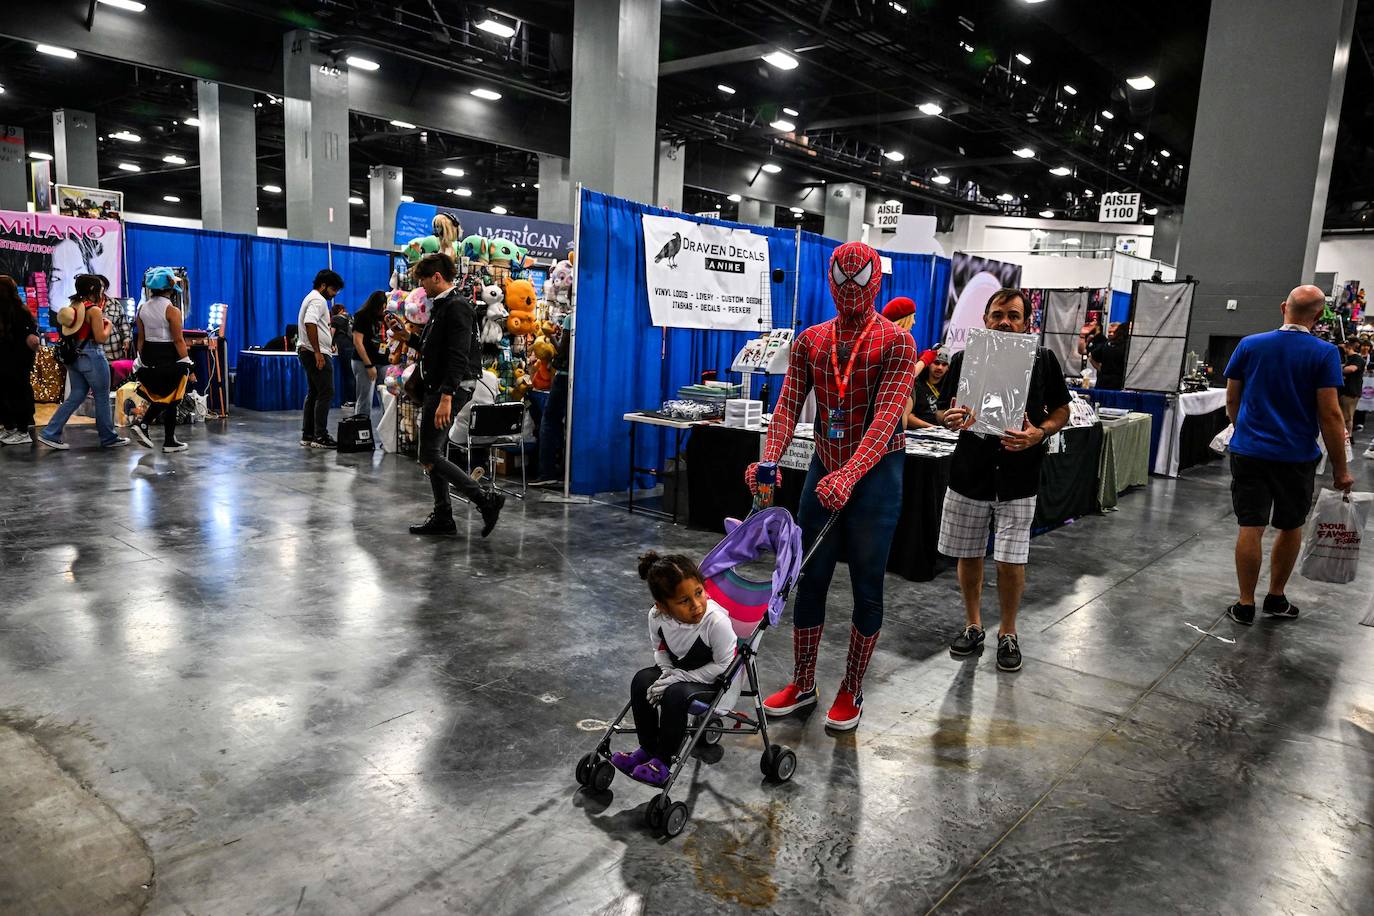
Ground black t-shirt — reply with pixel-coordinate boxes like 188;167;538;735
911;378;941;425
1089;337;1127;390
1342;353;1366;398
354;312;384;367
938;345;1072;501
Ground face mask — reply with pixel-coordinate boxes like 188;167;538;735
828;242;883;321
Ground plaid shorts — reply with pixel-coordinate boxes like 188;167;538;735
937;488;1038;565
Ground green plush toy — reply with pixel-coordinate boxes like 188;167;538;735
403;235;442;264
488;238;528;265
462;234;492;262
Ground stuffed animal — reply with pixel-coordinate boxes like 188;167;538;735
403;234;441;264
504;278;539;336
386;288;408;314
481;300;509;345
530;337;556;392
404;287;430;325
462;234;492;263
550;259;574;305
432;213;462;260
511;364;531;400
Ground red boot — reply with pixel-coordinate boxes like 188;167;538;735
825;626;879;730
762;624;823;717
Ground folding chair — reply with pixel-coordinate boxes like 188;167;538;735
466;402;527;498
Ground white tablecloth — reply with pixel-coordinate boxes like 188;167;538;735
1153;388;1228;477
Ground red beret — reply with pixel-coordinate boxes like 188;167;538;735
882;296;916;320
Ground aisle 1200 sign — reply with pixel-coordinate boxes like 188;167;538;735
642;213;771;331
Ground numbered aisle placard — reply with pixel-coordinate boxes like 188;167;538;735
1098;192;1141;223
642;213;771;331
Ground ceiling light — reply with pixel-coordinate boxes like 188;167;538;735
1013;147;1035;158
931;174;951;185
162;154;186;165
1101;110;1114;120
1123;143;1135;151
1063;237;1081;245
959;41;975;53
997;193;1014;202
401;194;414;202
1063;85;1078;96
1015;53;1032;65
1144;207;1159;215
790;207;804;214
1150;159;1159;166
471;88;503;101
783;107;799;117
29;152;53;161
117;163;140;172
349;196;363;205
770;119;795;132
346;56;380;71
1083;190;1094;197
763;50;799;70
110;130;141;143
727;193;742;202
183;117;201;127
889;0;908;12
262;184;281;192
1160;149;1171;158
476;19;517;39
1093;124;1104;133
1126;75;1156;91
0;85;5;95
36;44;77;59
883;150;905;162
97;0;146;10
884;199;900;206
491;205;508;215
163;195;180;203
1049;166;1071;176
390;119;416;129
441;167;465;178
919;102;943;116
455;188;472;197
1038;209;1055;218
1132;131;1144;141
1023;0;1048;4
718;84;736;95
761;163;782;174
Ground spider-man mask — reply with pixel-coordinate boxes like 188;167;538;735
828;242;883;321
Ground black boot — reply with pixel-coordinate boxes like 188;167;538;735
480;493;506;538
410;510;457;536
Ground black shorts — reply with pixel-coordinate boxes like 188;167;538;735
1230;453;1317;530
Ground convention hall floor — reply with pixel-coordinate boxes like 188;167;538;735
2;410;1372;915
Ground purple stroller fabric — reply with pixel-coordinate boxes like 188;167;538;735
699;507;803;626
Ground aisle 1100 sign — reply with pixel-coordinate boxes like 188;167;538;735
642;213;771;331
1098;192;1140;223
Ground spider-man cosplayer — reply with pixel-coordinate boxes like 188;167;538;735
746;241;931;730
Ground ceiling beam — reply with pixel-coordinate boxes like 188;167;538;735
805;104;969;132
660;43;775;76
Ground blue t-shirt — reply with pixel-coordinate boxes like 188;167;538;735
1225;329;1342;463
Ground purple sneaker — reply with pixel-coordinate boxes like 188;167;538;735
610;746;653;775
630;757;671;787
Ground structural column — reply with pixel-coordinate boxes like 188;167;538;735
655;139;685;212
368;165;403;250
52;109;98;188
197;82;258;235
568;0;661;206
0;127;27;212
283;30;351;244
823;183;866;242
537;154;572;224
735;198;773;227
1175;0;1357;353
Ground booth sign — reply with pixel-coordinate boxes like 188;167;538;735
393;202;572;261
875;202;902;232
641;213;772;332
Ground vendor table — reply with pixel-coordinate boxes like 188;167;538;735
622;411;707;523
1033;424;1103;532
1097;412;1153;510
1072;387;1167;472
234;350;345;413
1154;388;1228;477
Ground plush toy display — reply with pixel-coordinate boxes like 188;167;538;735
530;337;556;392
481;300;509;345
404;287;430;325
463;234;492;263
386;288;408;314
504;278;539;336
550;260;574;305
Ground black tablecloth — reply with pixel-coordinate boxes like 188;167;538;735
1034;424;1103;531
1177;407;1229;473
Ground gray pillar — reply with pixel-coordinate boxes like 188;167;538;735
0;127;27;211
283;30;351;244
537;154;572;224
823;183;866;242
1176;0;1356;353
52;109;98;188
735;198;773;227
198;82;258;235
569;0;661;205
655;139;685;212
369;165;403;250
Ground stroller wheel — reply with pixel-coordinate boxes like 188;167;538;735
591;760;616;792
703;716;724;747
644;795;668;831
761;745;797;782
575;752;595;787
662;801;689;838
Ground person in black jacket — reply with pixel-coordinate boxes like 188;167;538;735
389;253;505;537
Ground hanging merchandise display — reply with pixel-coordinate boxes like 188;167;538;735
0;210;124;330
641;213;772;332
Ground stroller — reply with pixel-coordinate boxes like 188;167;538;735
574;496;836;838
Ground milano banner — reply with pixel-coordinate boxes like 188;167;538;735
641;213;771;331
0;209;123;326
943;252;1024;353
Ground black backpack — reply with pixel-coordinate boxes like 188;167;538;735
55;333;82;366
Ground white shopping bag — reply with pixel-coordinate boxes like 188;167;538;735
1299;488;1372;584
1209;423;1233;455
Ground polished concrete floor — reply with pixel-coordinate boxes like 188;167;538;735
1;410;1372;915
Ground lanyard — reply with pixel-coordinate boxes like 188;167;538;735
828;313;877;400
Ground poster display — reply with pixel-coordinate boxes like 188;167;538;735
944;253;1023;353
641;213;771;332
0;210;123;328
393;201;571;261
56;185;124;221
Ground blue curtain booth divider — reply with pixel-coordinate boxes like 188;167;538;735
1110;289;1133;324
124;223;393;372
569;190;954;496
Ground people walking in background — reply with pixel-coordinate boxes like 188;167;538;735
1224;285;1352;626
38;275;128;450
1088;322;1129;390
297;270;344;449
95;274;135;386
350;291;387;427
331;302;355;405
1338;338;1364;441
0;276;39;445
937;288;1071;672
131;268;194;453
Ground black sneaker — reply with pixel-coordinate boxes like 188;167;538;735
312;434;338;449
1227;602;1256;625
409;513;457;536
950;624;985;656
480;493;506;538
163;439;188;453
1262;594;1300;620
130;421;153;448
996;634;1022;672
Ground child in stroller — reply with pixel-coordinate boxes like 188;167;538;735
611;552;738;787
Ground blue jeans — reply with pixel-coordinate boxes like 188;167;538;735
43;346;118;445
794;450;904;636
351;358;377;423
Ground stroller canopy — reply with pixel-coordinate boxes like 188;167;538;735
699;508;802;630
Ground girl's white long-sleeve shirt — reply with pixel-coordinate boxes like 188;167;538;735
647;600;737;686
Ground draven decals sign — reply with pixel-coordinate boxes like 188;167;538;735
641;213;771;331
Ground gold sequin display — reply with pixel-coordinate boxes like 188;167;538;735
30;347;62;403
